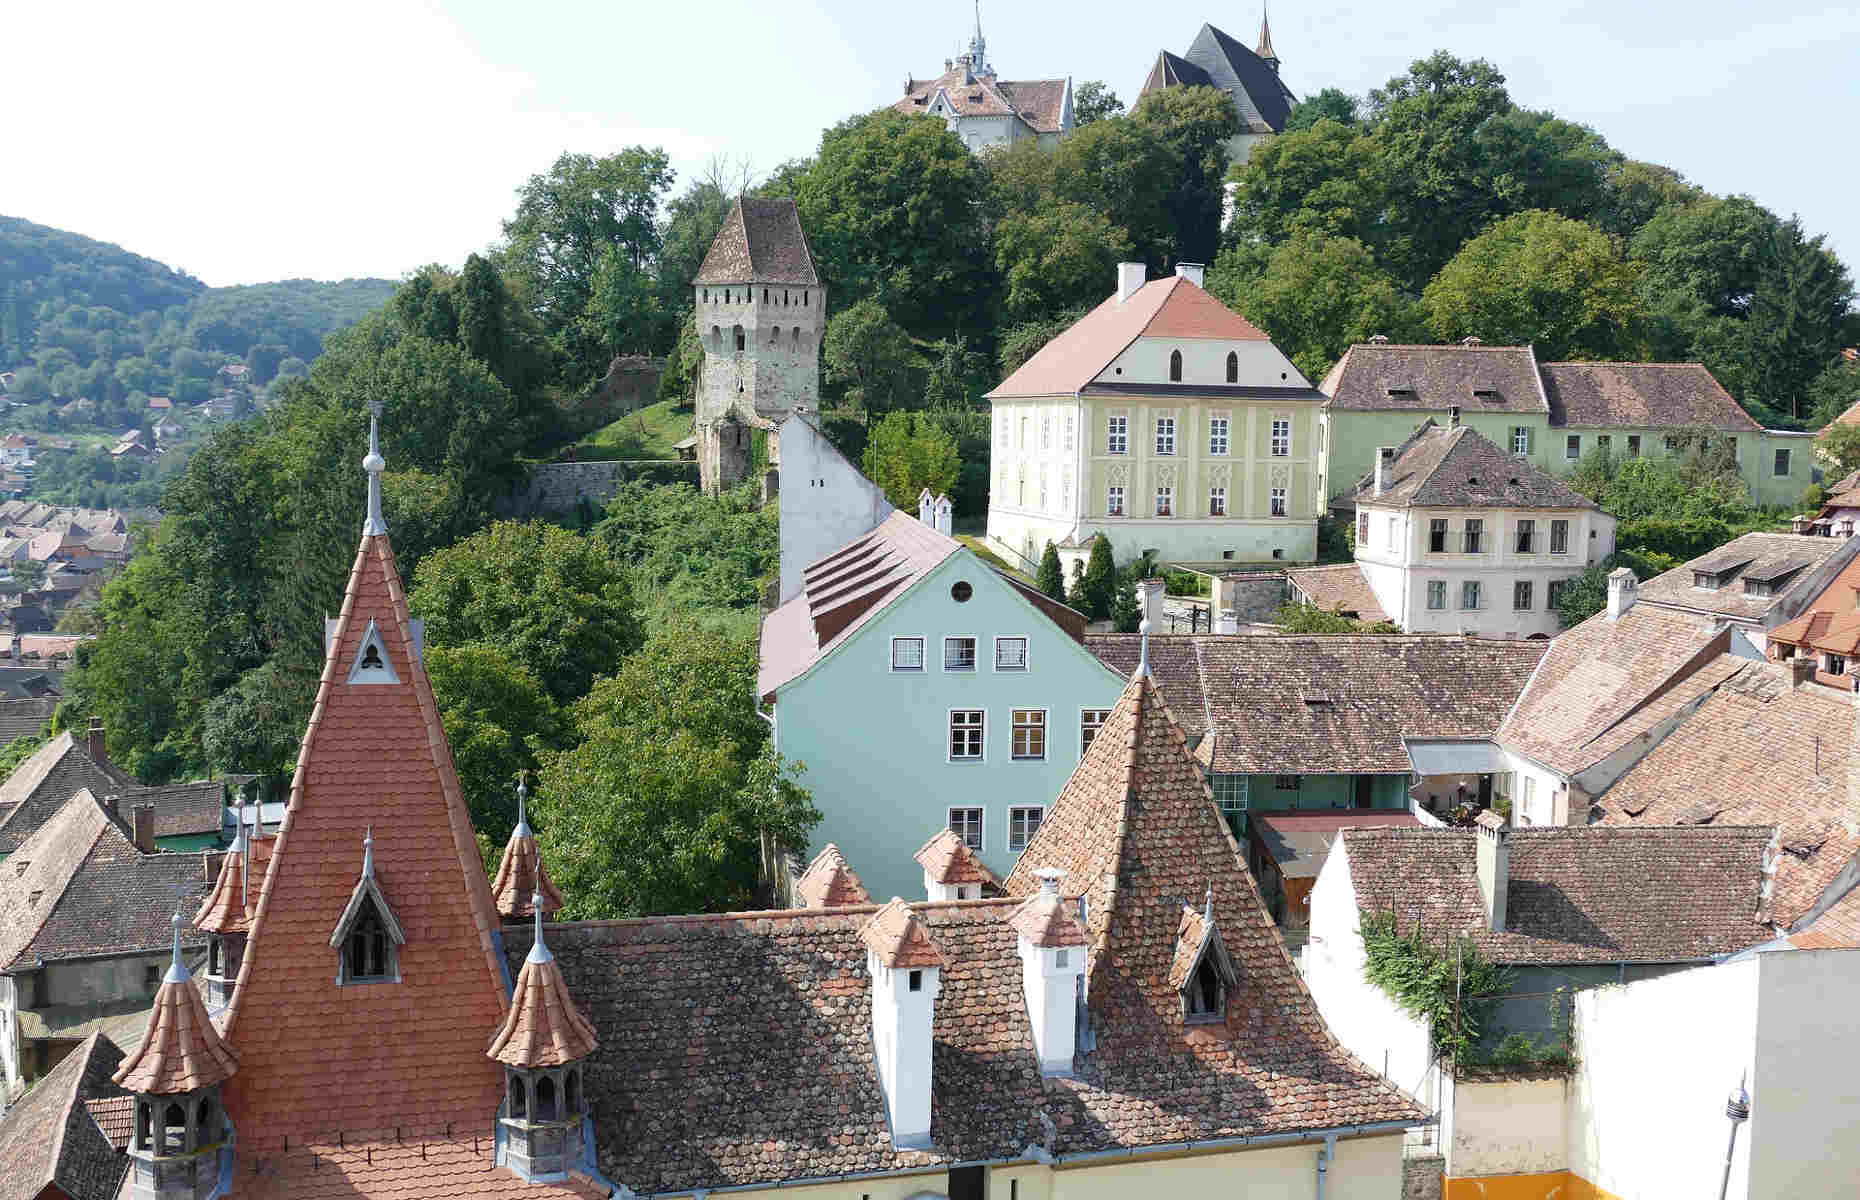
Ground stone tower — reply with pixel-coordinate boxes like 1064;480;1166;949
692;196;824;494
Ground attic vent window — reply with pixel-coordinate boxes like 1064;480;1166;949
1386;387;1415;398
1186;957;1226;1022
1303;690;1333;705
361;644;383;670
1473;389;1501;402
346;619;400;685
951;580;974;603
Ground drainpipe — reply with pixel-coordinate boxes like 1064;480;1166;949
1315;1133;1336;1200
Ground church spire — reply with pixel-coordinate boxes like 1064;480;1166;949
1256;2;1280;70
966;0;990;77
362;398;386;536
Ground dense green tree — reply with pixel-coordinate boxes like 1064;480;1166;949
1078;535;1117;620
655;176;737;312
1422;211;1646;360
1807;359;1860;427
1816;422;1860;480
200;658;316;776
1728;219;1856;419
1596;160;1702;237
594;480;778;617
1049;118;1180;269
997;305;1089;377
425;642;566;847
995;202;1133;323
1128;85;1240;266
1036;542;1065;602
1073;80;1124;126
822;298;914;414
1284;88;1359;131
1211;232;1424;380
1228;119;1389;251
862;411;960;511
922;336;983;411
409;521;642;706
532;622;817;918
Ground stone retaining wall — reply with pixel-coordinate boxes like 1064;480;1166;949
498;460;697;517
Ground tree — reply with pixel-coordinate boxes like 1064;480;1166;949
1227;119;1390;251
995;203;1134;323
1077;536;1116;620
1422;211;1646;360
425;642;565;848
1129;85;1240;267
200;659;316;775
1048;118;1179;268
1273;602;1365;633
1212;232;1424;381
1284;88;1359;131
409;521;642;706
998;306;1089;377
1806;358;1860;428
1110;575;1142;632
861;412;960;511
822;298;913;414
1072;80;1124;126
532;622;817;917
1817;422;1860;481
1036;542;1065;602
922;336;982;412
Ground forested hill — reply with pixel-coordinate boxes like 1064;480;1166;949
0;215;395;412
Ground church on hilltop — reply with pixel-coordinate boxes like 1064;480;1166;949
1141;16;1296;166
892;8;1073;152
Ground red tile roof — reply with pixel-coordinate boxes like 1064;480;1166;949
113;936;239;1094
860;898;945;968
1634;532;1847;624
220;1134;607;1199
1354;421;1599;510
219;531;509;1156
1320;343;1549;414
893;68;1070;134
793;842;871;908
1791;883;1860;949
489;804;563;921
914;828;1001;887
1540;362;1761;432
693;197;820;286
1286;564;1388;622
195;835;274;935
1005;886;1088;948
486;936;598;1070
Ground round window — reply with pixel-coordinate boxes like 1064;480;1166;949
951;580;973;603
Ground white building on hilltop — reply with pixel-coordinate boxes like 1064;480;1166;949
891;10;1072;152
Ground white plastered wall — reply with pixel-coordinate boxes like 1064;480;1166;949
1445;1077;1567;1177
1745;948;1860;1198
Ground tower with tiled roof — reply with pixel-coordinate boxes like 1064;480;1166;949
490;777;564;922
115;911;239;1200
487;893;597;1182
194;794;272;1008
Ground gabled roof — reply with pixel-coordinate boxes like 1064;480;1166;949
693;197;819;286
1002;668;1422;1132
1140;23;1295;135
1541;362;1761;432
0;1032;129;1200
1340;824;1776;964
989;275;1272;398
793;842;871;908
914;828;1001;887
1088;634;1546;774
1355;421;1600;509
893;67;1070;134
1285;563;1388;622
1319;343;1549;414
0;696;53;744
0;729;135;855
1142;50;1213;93
137;780;226;839
1634;532;1847;623
1006;885;1087;948
1596;659;1859;929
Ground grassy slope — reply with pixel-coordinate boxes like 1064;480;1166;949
563;400;693;462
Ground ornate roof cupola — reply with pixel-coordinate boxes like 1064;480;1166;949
1256;3;1281;70
487;892;598;1182
194;793;271;1009
491;777;565;923
114;910;239;1200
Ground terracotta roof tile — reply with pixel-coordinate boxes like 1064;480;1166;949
221;1134;606;1199
1791;883;1860;948
860;898;945;968
1005;886;1088;948
1320;343;1548;414
1354;422;1599;510
694;197;819;286
113;938;239;1094
0;1032;128;1200
1541;362;1761;431
794;842;871;908
914;828;1001;887
1342;824;1776;964
1634;532;1847;624
893;69;1069;134
1285;564;1388;622
486;935;598;1069
489;801;563;921
195;835;274;935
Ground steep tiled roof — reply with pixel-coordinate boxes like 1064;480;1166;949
486;928;598;1069
994;78;1070;131
1140;23;1295;134
1286;563;1388;622
113;928;239;1094
989;275;1271;399
1597;660;1858;928
489;797;563;921
1541;362;1761;432
0;696;53;743
1355;422;1599;510
1002;669;1422;1135
1006;885;1088;948
1143;49;1213;92
693;197;819;286
1771;606;1860;655
195;834;274;935
0;789;209;972
138;780;226;839
1791;883;1860;949
0;730;136;855
219;530;510;1154
893;68;1070;135
757;511;960;699
1088;634;1545;773
794;842;871;908
1497;602;1732;777
1341;824;1776;964
219;1137;608;1199
1634;533;1846;624
914;828;1001;887
0;1032;128;1200
860;897;946;968
1319;343;1548;414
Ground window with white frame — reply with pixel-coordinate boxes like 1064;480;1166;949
1038;472;1048;510
943;636;977;671
1209;486;1227;517
1008;805;1045;851
1550;519;1569;554
891;637;925;671
1270;488;1287;517
1041;416;1051;450
1426;580;1446;610
1511;426;1531;456
1270;418;1291;457
1547;579;1569;610
1461;580;1482;610
1080;708;1111;754
1565;434;1580;461
1064;414;1075;451
1209;416;1230;456
949;714;984;762
1386;515;1397;549
994;636;1029;670
1463;519;1484;554
1513;580;1533;610
1155;417;1176;456
1515;519;1535;553
1358;511;1369;543
948;805;984;848
1429;518;1448;553
1011;709;1047;760
1019;416;1028;449
1061;472;1072;509
1107;415;1128;454
1211;774;1248;813
1107;485;1125;516
1156;485;1174;516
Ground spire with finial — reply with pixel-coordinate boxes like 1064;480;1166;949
514;773;532;838
492;774;566;921
967;0;989;76
165;907;189;985
1204;882;1214;923
362;825;375;880
362;398;387;536
1138;618;1152;679
1256;2;1280;70
527;890;553;965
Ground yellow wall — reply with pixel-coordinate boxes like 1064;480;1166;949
1443;1171;1623;1200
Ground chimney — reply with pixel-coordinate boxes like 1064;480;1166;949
1374;446;1396;496
861;900;942;1148
1448;404;1461;428
1790;653;1817;690
132;803;156;854
86;716;107;764
1606;567;1639;620
1011;869;1088;1077
1216;608;1238;635
933;494;953;538
1140;577;1166;630
1117;262;1147;304
102;793;120;822
917;488;934;525
1474;810;1509;931
1174;262;1206;288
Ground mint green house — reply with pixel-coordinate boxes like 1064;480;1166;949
1319;344;1816;510
759;511;1125;901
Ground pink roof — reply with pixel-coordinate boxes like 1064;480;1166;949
989;276;1269;398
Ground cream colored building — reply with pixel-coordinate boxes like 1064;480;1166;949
987;263;1323;570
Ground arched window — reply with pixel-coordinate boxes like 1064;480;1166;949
733;326;745;353
702;289;709;303
724;289;731;304
710;325;721;350
162;1103;186;1153
791;328;801;349
803;290;809;307
763;288;769;303
769;325;781;345
1169;349;1183;382
565;1069;581;1115
1225;351;1238;383
509;1075;528;1118
345;896;391;981
1187;956;1224;1019
535;1075;557;1122
783;290;790;306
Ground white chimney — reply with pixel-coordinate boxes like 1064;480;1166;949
917;488;934;525
1117;262;1147;303
1606;567;1638;620
933;494;953;537
1475;810;1509;931
1216;608;1238;635
1140;577;1166;629
1374;446;1396;496
1009;869;1088;1077
861;900;942;1148
1174;262;1206;288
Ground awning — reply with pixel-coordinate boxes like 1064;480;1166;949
1404;738;1505;776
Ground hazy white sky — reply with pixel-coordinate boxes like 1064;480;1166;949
8;0;1857;287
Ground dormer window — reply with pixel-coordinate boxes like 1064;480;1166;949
345;896;394;982
1170;903;1239;1025
1186;956;1226;1020
1694;572;1721;591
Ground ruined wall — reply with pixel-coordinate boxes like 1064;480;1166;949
497;461;697;517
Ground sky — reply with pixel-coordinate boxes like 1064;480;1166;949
8;0;1858;288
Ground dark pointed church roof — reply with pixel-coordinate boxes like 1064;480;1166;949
694;197;820;287
1141;22;1295;135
